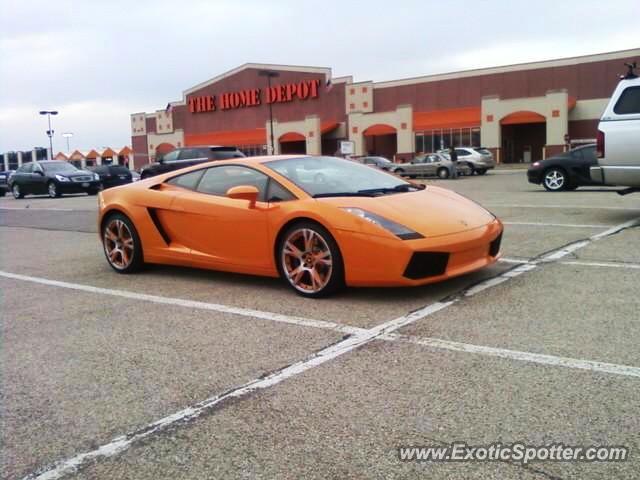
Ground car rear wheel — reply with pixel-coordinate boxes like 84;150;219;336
12;184;24;199
437;167;449;179
48;181;61;198
543;168;568;191
102;213;143;273
278;222;344;298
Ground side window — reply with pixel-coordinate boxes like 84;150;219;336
613;86;640;115
266;179;295;202
33;163;44;173
23;163;34;173
413;157;425;164
166;169;205;190
211;150;245;160
197;166;269;201
177;149;198;160
456;149;471;157
163;150;180;162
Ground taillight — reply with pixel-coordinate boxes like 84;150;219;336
596;130;605;158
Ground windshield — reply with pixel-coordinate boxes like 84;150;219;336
265;156;417;197
41;162;79;173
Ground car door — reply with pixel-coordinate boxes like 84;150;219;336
11;163;31;192
164;165;272;269
31;162;48;193
408;157;426;176
574;146;598;184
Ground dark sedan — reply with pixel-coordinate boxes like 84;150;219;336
9;161;102;198
140;146;245;179
90;165;133;189
527;144;600;191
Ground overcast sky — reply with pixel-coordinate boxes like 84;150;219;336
0;0;638;153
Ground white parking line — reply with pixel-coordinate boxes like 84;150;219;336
0;271;364;336
561;260;640;270
503;221;611;229
386;334;640;378
0;207;76;212
485;203;640;211
12;215;640;479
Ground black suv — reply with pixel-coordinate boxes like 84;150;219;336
140;146;245;179
0;170;13;196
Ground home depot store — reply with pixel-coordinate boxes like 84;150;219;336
131;48;638;164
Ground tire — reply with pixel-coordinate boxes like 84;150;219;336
0;189;6;197
12;184;24;199
101;213;144;273
476;169;487;175
88;189;100;195
543;168;568;192
437;167;449;179
277;221;345;298
48;181;61;198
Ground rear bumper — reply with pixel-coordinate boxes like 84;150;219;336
337;219;503;287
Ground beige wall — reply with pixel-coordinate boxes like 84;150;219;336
348;105;413;156
481;90;570;150
569;98;608;121
155;110;174;134
345;81;373;115
131;113;146;136
147;130;185;158
266;116;321;155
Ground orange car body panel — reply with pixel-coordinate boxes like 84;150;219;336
98;156;503;287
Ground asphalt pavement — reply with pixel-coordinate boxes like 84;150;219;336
1;171;639;479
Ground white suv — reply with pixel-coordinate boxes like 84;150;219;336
590;63;640;190
438;147;495;175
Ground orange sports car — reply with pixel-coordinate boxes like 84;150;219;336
98;155;503;298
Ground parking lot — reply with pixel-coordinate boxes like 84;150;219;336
1;170;639;479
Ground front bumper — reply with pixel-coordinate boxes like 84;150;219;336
527;168;543;184
337;219;503;287
57;180;102;192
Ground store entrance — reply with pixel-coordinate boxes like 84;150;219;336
364;133;397;160
501;122;546;163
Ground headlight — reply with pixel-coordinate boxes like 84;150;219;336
532;161;541;167
55;174;70;182
0;175;5;180
341;207;424;240
93;173;100;181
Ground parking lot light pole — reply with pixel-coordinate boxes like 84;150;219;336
62;132;73;153
39;110;59;160
258;70;280;155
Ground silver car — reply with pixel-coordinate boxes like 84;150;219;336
393;153;470;179
438;147;495;175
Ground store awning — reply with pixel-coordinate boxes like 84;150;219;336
500;111;546;125
413;107;481;131
363;124;396;136
185;128;266;147
118;146;133;156
321;121;340;135
85;149;99;159
279;132;306;143
101;147;117;158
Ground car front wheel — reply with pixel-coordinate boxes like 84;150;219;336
12;184;24;199
543;168;568;191
278;222;344;298
437;167;449;179
48;181;61;198
102;213;144;273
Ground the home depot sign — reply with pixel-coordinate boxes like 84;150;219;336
188;79;321;113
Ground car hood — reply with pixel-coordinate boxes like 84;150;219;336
318;186;495;237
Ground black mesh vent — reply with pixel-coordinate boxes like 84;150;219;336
403;252;449;280
489;232;502;257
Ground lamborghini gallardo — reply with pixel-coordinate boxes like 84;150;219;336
98;155;503;298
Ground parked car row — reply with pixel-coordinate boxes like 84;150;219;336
357;146;495;179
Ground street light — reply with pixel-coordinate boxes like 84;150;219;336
258;70;280;155
62;132;73;153
39;110;59;160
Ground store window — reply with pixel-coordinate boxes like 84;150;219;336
471;128;481;147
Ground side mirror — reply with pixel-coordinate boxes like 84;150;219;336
226;185;259;208
34;170;44;175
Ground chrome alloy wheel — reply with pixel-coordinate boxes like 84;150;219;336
281;228;333;294
544;169;565;190
48;182;57;198
103;218;135;270
12;184;21;199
